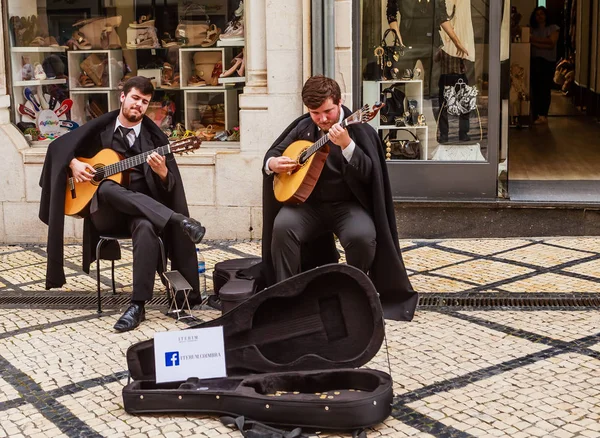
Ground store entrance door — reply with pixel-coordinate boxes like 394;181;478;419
507;0;600;202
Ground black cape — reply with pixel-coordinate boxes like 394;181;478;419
241;106;418;321
39;110;200;298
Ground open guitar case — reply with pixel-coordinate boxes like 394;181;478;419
123;264;394;431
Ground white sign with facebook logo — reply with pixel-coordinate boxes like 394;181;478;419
154;326;227;383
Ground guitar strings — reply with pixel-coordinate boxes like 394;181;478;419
101;145;171;177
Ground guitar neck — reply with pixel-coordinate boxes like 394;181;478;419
102;144;171;177
300;119;350;163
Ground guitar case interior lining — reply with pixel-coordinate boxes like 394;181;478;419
124;264;393;430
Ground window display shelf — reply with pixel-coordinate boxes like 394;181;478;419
11;46;66;53
184;88;238;132
67;49;123;90
218;76;245;84
377;125;428;130
363;79;428;161
217;39;245;47
180;85;230;91
14;78;67;86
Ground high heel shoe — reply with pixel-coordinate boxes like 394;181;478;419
236;56;245;77
220;57;242;78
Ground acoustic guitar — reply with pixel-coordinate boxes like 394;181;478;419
64;136;201;218
273;103;383;204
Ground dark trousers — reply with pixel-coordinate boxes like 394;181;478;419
90;181;174;301
271;201;376;282
438;73;470;140
531;57;555;118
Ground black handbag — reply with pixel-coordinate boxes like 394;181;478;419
380;84;407;126
379;29;405;80
383;131;421;160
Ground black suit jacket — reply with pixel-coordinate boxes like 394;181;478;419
39;110;200;300
243;106;418;321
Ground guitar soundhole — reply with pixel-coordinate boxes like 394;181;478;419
92;166;105;185
297;149;309;167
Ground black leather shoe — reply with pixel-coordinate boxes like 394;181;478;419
114;303;145;332
181;218;206;243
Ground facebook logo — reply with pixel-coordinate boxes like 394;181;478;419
165;351;180;367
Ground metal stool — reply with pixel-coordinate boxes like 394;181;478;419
96;234;167;314
163;270;195;320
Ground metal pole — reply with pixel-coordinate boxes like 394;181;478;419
311;0;324;75
352;0;362;110
323;0;335;78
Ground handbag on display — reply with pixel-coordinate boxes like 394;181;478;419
379;84;408;126
175;4;210;46
434;93;485;161
443;79;478;116
80;53;106;86
374;29;405;80
383;131;421;160
74;16;122;49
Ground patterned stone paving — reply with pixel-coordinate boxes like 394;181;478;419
1;238;600;437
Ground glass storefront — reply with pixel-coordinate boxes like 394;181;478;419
6;0;245;144
360;0;492;163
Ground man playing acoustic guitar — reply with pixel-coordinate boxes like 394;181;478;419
39;76;206;332
256;75;418;321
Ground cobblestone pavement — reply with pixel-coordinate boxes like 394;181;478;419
1;238;600;437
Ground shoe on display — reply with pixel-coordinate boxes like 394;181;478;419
33;62;46;80
234;0;244;18
219;20;244;41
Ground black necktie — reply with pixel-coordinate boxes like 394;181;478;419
118;126;134;147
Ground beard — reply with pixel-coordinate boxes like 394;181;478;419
122;105;144;123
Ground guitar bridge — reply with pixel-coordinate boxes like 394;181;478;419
68;177;76;199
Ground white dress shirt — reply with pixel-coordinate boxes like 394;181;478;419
114;118;142;147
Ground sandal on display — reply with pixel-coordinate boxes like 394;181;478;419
161;32;179;47
187;75;206;87
196;124;216;141
129;15;155;28
21;55;33;80
219;20;244;41
79;73;96;87
201;24;221;47
220;55;243;78
210;61;223;85
29;36;46;47
72;31;92;49
236;54;245;76
234;0;244;18
44;36;59;47
33;62;46;80
118;72;134;90
161;62;174;87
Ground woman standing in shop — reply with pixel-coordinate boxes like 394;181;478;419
529;6;560;125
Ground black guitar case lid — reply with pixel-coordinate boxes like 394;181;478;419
123;264;393;430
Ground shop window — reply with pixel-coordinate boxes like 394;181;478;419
6;0;245;145
360;0;494;162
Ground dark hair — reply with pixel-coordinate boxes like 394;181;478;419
529;6;548;28
301;75;341;109
122;76;154;97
